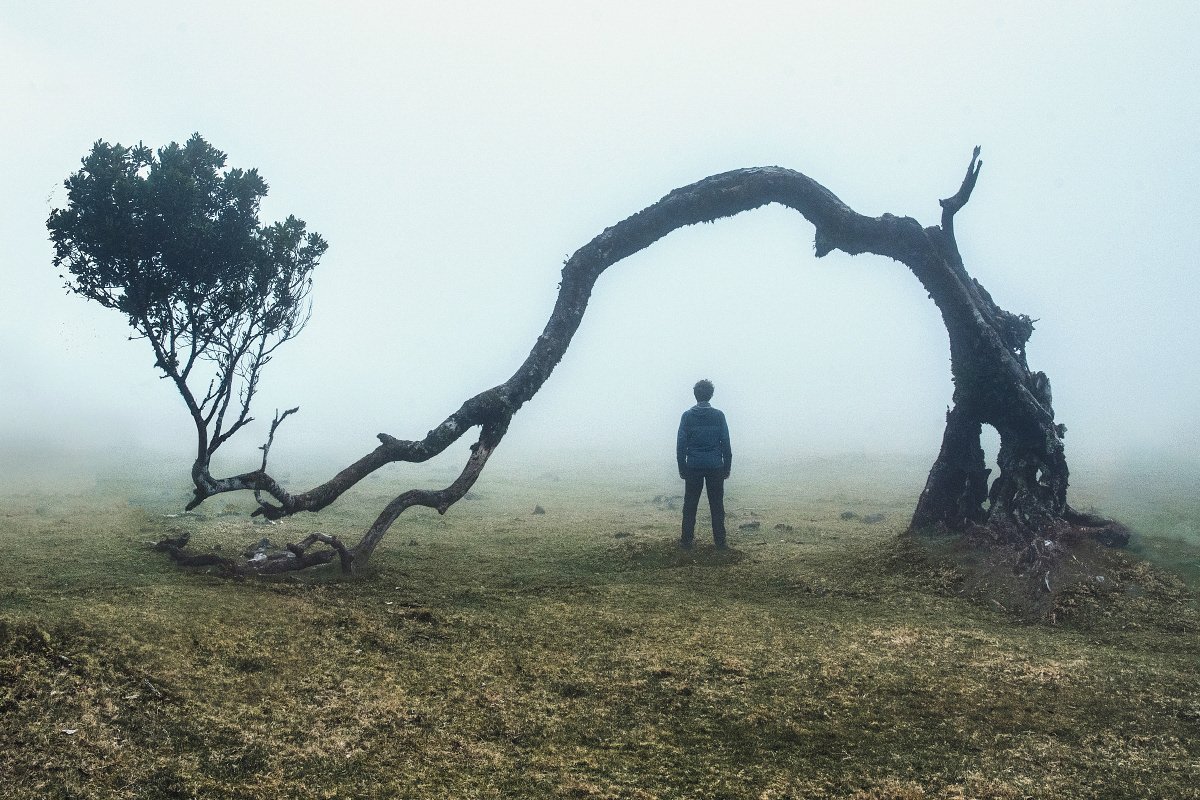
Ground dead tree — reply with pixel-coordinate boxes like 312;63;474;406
159;148;1127;573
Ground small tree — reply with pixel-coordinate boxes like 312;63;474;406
48;134;326;487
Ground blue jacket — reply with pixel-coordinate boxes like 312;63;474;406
677;402;732;476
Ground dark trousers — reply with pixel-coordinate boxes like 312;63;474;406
682;471;726;546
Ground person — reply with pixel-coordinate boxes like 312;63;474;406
676;379;732;548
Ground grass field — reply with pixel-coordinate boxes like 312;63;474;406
1;454;1198;799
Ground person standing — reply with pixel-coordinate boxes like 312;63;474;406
676;379;732;548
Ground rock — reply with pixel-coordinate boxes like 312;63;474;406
839;511;858;520
532;505;545;515
613;531;633;538
861;513;886;524
774;523;794;532
738;520;761;531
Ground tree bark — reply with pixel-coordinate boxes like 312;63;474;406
168;148;1127;574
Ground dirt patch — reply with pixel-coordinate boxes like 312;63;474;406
893;532;1200;629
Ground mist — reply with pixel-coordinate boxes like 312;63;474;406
2;2;1198;492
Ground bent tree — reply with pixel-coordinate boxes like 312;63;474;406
48;134;327;495
53;144;1127;575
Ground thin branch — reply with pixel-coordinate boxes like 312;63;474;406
254;406;299;511
207;331;254;434
288;532;352;573
939;145;982;238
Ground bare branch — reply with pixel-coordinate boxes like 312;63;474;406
939;145;982;237
288;532;352;573
253;406;299;511
153;527;342;576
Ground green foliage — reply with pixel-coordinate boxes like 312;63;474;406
47;133;327;455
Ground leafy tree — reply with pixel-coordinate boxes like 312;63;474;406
48;134;326;484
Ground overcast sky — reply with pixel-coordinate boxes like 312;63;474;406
1;1;1197;484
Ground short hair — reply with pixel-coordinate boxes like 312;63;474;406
693;379;714;402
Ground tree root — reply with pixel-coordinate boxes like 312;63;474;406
1063;505;1132;548
153;530;340;576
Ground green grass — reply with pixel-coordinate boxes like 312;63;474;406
1;457;1198;798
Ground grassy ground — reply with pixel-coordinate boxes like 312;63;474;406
1;456;1198;799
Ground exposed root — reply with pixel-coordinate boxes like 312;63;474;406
1064;505;1132;547
153;530;340;576
898;528;1194;626
153;531;241;574
287;532;352;573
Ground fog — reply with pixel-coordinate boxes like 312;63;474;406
2;2;1197;488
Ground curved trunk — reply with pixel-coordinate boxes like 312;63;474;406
170;148;1127;574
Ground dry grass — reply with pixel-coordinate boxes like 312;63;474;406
1;456;1198;798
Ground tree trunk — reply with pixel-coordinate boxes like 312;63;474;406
905;150;1129;553
169;148;1128;574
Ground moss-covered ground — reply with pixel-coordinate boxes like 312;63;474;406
2;456;1197;798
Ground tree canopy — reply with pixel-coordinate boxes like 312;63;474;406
48;134;326;467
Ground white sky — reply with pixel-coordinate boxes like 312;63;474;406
1;1;1197;482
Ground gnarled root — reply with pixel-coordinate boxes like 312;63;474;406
152;530;343;576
